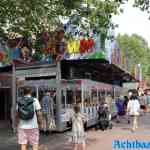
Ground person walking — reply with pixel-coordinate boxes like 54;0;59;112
123;96;130;124
146;91;150;111
127;93;140;132
41;91;51;135
16;87;42;150
139;93;147;114
71;105;87;150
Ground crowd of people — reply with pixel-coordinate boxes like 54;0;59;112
15;87;150;150
114;89;150;132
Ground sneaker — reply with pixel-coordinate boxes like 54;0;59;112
45;130;50;136
40;130;44;134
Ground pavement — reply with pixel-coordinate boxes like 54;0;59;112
0;113;150;150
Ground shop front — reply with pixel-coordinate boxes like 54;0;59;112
0;66;12;129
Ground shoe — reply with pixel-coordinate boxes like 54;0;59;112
45;130;50;136
131;129;135;133
116;120;120;123
40;130;44;134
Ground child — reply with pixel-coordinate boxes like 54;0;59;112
71;105;86;150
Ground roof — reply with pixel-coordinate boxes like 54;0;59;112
61;59;135;85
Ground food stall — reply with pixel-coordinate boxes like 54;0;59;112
17;77;114;131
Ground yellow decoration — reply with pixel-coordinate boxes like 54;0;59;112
67;39;80;54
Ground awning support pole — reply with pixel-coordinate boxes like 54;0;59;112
11;65;16;133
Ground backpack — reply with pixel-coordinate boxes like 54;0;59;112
17;96;35;120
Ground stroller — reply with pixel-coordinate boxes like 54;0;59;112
96;104;113;131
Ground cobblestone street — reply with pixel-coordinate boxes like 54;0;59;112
1;113;150;150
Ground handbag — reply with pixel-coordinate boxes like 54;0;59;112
49;117;56;131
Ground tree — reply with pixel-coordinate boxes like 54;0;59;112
0;0;121;39
117;34;150;81
0;0;82;36
133;0;150;12
116;0;150;15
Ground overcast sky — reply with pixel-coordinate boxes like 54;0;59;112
112;1;150;46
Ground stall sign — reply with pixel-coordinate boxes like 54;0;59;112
21;79;57;87
123;82;138;90
16;67;57;78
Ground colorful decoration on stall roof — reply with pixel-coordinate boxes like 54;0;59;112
46;34;56;55
80;38;87;54
20;47;30;59
42;31;49;47
33;50;43;61
87;51;105;59
111;40;121;65
87;38;94;52
79;38;95;54
43;47;52;54
67;39;80;54
0;51;5;61
55;28;67;61
8;32;23;40
93;33;101;52
11;47;21;61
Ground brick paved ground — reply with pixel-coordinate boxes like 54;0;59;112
0;113;150;150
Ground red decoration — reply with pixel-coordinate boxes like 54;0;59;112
80;38;94;54
80;39;87;54
44;47;53;54
87;38;94;51
0;51;5;61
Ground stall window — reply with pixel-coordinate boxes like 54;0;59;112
38;87;45;102
84;91;90;106
61;90;66;108
75;91;81;104
66;90;74;107
18;87;24;97
92;90;97;106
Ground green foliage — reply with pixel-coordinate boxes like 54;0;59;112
133;0;150;11
121;0;150;16
0;0;121;39
117;34;150;81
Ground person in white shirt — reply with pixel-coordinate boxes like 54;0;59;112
16;87;42;150
127;95;140;132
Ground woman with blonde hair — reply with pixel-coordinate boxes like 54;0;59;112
71;105;87;150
